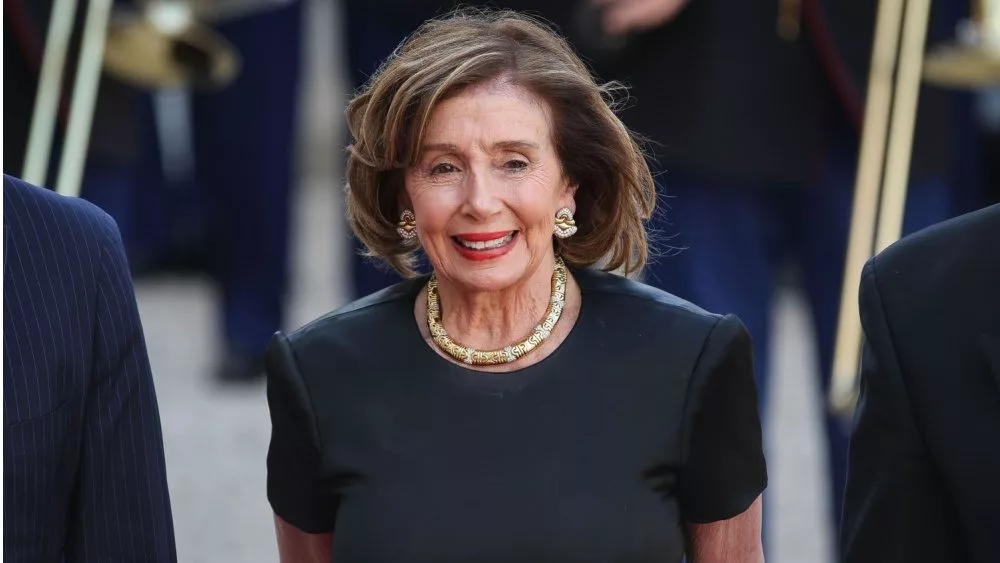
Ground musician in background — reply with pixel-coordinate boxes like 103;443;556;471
841;203;1000;562
4;0;305;384
118;0;306;383
179;0;304;383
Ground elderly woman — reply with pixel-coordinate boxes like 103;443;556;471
265;9;766;563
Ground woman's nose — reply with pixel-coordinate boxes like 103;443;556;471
460;168;503;220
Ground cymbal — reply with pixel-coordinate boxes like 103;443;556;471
923;42;1000;88
103;10;240;90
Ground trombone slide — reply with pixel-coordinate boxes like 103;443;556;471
22;0;114;198
829;0;931;414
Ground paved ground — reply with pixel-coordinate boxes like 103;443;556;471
136;1;837;560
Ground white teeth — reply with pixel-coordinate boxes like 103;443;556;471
457;233;514;250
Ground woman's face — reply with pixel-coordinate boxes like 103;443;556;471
404;80;576;293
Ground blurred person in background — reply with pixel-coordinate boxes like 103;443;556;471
268;10;767;562
4;0;305;384
4;174;177;562
131;0;306;384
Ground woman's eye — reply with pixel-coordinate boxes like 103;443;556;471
505;159;529;171
430;163;458;175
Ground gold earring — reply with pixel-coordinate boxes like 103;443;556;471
397;209;417;240
553;208;577;239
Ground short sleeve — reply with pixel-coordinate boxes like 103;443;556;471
677;314;767;524
265;332;339;533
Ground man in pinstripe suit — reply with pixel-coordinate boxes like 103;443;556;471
3;175;177;561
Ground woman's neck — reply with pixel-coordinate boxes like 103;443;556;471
434;257;558;350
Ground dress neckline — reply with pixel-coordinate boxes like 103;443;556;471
401;267;592;394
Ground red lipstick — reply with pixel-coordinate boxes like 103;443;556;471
451;231;518;262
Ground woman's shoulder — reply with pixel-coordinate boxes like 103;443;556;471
281;276;426;352
573;268;750;371
263;278;429;430
573;267;723;328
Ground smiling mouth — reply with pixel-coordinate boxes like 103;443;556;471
452;231;518;250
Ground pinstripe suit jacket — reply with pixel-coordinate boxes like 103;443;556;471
3;175;177;562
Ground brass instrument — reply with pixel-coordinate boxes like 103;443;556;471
924;0;1000;86
21;0;243;198
829;0;1000;415
103;0;240;91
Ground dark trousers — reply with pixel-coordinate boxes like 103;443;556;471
195;2;303;354
647;123;954;541
84;1;303;355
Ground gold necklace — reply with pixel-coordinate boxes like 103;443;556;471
426;257;568;366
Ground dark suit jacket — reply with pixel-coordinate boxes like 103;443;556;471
842;203;1000;562
3;175;177;562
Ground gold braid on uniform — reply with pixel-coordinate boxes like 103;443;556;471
426;257;568;365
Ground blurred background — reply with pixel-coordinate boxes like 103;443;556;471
4;0;1000;561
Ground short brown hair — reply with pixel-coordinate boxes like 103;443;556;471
345;8;656;277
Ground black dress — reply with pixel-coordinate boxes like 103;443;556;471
265;267;767;562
